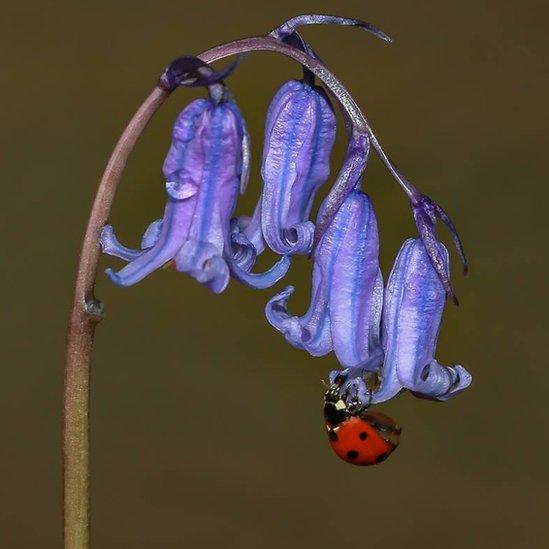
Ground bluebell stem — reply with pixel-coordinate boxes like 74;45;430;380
266;189;383;367
237;79;336;257
100;57;289;292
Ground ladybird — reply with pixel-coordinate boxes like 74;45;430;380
324;380;401;466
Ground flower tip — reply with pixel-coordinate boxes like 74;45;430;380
365;25;392;43
105;268;127;288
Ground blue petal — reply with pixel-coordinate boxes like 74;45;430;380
229;254;291;290
100;225;142;262
175;240;230;294
140;219;163;249
265;262;332;357
105;200;191;287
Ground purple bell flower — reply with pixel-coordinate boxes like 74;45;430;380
101;93;289;293
377;238;472;401
237;79;336;256
266;188;383;368
328;238;472;406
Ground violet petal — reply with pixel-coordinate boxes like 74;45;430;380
104;96;246;292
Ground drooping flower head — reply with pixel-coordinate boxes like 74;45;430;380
101;57;289;292
99;15;472;424
263;14;472;410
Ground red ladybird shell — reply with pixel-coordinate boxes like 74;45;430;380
326;411;401;466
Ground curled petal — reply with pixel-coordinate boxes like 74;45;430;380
381;239;472;400
140;219;163;249
226;220;291;290
229;220;256;272
235;207;265;258
175;240;229;294
100;218;164;263
265;280;332;356
100;225;142;262
228;252;291;290
411;361;472;402
280;221;315;255
105;200;194;287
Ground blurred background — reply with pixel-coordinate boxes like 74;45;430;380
1;0;547;547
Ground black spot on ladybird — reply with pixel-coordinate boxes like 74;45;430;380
375;453;389;463
328;429;339;442
359;432;368;440
347;450;359;460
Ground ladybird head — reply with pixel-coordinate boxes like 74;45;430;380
323;375;351;428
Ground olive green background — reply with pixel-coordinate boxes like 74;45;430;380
2;1;547;547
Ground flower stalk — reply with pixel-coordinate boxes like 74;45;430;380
63;26;465;546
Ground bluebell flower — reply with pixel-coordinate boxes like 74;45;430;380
236;79;336;257
328;238;472;406
101;64;289;292
266;188;383;368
